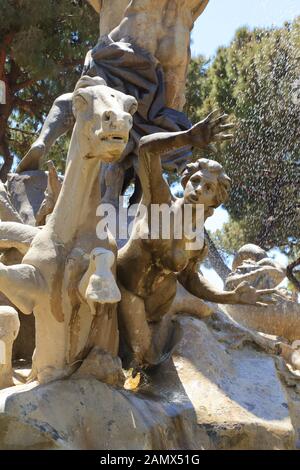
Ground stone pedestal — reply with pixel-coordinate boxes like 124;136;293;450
0;315;296;450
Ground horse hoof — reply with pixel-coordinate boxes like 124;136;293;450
86;274;121;304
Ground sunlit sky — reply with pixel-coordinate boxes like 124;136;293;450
192;0;299;58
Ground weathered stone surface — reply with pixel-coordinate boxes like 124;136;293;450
0;315;296;450
0;77;137;386
224;243;300;342
6;171;48;226
285;385;300;448
225;301;300;342
167;316;294;450
0;172;46;362
0;307;20;390
87;0;210;110
0;181;23;223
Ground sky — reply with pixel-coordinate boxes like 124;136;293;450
191;0;300;58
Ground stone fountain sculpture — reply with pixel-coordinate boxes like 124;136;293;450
0;75;137;385
1;106;298;448
224;244;300;340
224;244;300;371
0;0;300;451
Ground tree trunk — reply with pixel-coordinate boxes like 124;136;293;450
0;101;14;182
0;36;15;181
204;229;231;282
0;138;13;182
0;83;14;182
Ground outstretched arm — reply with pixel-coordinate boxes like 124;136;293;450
178;259;276;306
138;131;188;205
138;110;234;205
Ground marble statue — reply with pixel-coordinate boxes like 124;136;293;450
1;1;300;452
225;244;300;343
0;75;137;385
0;180;24;224
35;161;62;227
117;114;276;370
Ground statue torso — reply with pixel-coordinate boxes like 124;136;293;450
102;0;203;108
110;0;195;54
118;218;207;319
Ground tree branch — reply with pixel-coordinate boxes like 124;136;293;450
15;97;40;116
8;126;36;136
0;33;14;80
0;138;13;182
12;78;37;92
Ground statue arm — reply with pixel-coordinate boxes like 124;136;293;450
138;111;234;204
138;131;189;205
178;259;277;306
178;259;237;304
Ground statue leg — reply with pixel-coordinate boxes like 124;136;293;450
164;66;187;111
0;263;43;315
0;222;39;255
152;313;185;360
79;248;121;308
168;282;213;318
118;283;152;367
16;93;74;173
118;283;181;368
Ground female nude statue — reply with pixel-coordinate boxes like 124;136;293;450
117;111;276;369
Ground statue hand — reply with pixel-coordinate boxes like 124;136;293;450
233;281;277;307
188;109;234;148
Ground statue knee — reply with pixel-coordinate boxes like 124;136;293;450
54;93;74;127
54;92;73;107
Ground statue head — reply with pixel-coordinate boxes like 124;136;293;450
231;244;279;272
227;243;286;290
72;76;137;163
181;158;231;215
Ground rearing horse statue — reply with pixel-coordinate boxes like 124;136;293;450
0;76;137;385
